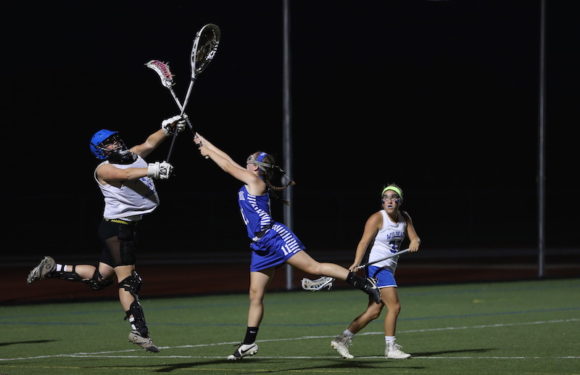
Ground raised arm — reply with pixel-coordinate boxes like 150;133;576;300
194;133;264;193
130;115;186;158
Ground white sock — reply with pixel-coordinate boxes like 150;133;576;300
385;336;396;348
343;330;354;338
56;264;64;272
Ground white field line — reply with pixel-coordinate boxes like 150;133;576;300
1;318;579;362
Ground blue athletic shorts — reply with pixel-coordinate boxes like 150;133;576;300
249;223;305;272
366;265;397;288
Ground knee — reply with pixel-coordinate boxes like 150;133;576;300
85;269;114;291
119;271;143;296
248;287;265;304
388;301;401;315
367;304;383;320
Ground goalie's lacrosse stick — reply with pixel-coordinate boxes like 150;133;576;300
301;249;411;291
146;24;220;162
180;23;221;118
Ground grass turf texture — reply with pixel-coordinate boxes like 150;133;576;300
1;278;579;375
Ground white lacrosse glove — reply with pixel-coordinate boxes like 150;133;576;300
161;114;187;135
147;161;173;179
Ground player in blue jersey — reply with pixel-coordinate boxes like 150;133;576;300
193;133;381;361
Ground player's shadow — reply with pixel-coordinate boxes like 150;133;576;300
0;339;56;347
152;358;425;373
274;360;425;372
412;348;494;356
153;360;232;373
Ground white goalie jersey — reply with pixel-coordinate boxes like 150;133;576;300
95;156;160;220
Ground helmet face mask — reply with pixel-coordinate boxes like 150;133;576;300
89;130;132;162
100;134;126;154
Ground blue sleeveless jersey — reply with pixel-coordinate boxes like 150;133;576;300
238;186;274;240
238;185;305;271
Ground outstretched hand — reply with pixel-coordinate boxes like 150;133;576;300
193;133;210;159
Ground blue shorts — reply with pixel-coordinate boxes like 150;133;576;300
366;265;397;288
249;223;305;272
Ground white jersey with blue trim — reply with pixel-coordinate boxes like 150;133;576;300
238;185;274;240
367;210;406;272
94;155;159;220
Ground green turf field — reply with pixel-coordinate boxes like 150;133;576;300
1;278;579;375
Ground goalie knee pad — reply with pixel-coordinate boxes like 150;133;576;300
119;271;143;297
84;269;113;291
125;300;149;338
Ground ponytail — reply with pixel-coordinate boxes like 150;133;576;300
250;151;295;205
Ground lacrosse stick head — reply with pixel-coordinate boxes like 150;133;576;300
145;60;175;88
191;23;221;76
301;277;335;291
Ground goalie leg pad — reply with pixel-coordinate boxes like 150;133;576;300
125;300;149;338
84;269;113;291
48;265;83;282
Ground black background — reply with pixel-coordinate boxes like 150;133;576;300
2;1;578;259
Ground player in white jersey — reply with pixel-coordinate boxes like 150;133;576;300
330;184;421;360
193;133;381;361
26;115;185;352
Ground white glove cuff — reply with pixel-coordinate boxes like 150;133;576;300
147;162;160;178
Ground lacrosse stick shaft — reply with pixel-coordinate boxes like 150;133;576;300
355;249;410;270
179;78;196;117
168;87;194;132
165;132;179;163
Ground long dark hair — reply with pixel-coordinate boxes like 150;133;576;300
250;151;295;205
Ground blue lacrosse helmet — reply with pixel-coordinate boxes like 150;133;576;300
90;129;119;159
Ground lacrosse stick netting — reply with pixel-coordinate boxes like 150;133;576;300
145;60;193;131
180;23;221;117
301;276;335;291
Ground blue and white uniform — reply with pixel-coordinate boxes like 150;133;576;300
366;210;406;288
238;186;304;271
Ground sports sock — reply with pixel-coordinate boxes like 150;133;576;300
243;327;259;344
343;329;354;338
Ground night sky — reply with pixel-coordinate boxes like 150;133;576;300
3;1;578;257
